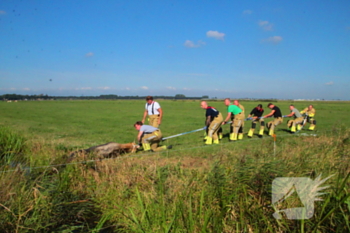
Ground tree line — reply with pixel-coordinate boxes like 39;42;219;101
1;94;209;101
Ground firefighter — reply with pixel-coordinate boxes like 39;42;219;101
222;98;244;141
283;105;304;133
141;96;163;128
134;121;172;152
233;100;245;140
247;104;265;138
262;103;283;136
201;101;223;145
300;105;316;131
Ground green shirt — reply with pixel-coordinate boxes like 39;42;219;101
227;105;242;115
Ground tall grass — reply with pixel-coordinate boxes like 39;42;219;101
0;126;27;165
59;130;350;231
0;100;349;232
0;126;349;232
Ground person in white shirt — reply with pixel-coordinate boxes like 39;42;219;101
141;96;163;127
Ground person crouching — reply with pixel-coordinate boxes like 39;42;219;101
134;121;172;152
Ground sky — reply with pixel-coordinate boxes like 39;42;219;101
1;0;349;100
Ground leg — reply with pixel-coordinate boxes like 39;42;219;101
238;119;244;140
204;125;208;141
149;115;159;128
142;134;154;151
309;118;316;130
259;119;265;137
230;117;242;141
248;120;257;138
218;127;223;140
269;117;283;136
292;117;303;132
150;130;167;152
238;125;244;140
206;114;223;144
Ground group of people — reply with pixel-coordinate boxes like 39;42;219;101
133;96;169;152
202;100;317;145
134;96;317;151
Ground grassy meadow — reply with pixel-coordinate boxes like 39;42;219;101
0;99;349;232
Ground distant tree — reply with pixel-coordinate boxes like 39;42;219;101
175;94;186;99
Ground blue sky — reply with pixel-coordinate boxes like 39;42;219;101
1;0;349;99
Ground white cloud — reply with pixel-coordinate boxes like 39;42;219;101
184;40;195;48
243;10;252;15
0;10;6;15
183;87;192;90
325;81;334;85
22;88;30;91
85;52;94;57
262;36;283;44
184;40;206;48
125;87;131;90
98;86;111;90
141;86;148;90
258;20;273;31
166;86;176;90
206;30;225;40
75;87;92;90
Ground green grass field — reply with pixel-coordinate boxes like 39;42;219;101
1;99;349;145
0;99;349;232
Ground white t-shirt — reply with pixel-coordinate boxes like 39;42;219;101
145;101;161;115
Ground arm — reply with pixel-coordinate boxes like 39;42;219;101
141;109;148;124
247;114;256;120
263;110;275;118
137;131;144;143
222;112;232;124
205;115;211;126
285;112;295;118
248;109;256;119
157;107;163;125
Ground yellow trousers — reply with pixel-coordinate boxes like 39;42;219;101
142;130;166;151
230;112;244;140
267;117;283;135
248;118;265;137
149;115;160;128
206;113;223;144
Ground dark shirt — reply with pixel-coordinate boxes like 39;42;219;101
206;106;219;120
272;106;282;118
250;107;264;117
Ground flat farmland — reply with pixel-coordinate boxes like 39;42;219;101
1;99;349;147
0;99;349;232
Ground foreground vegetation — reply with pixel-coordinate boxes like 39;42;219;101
0;100;349;232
